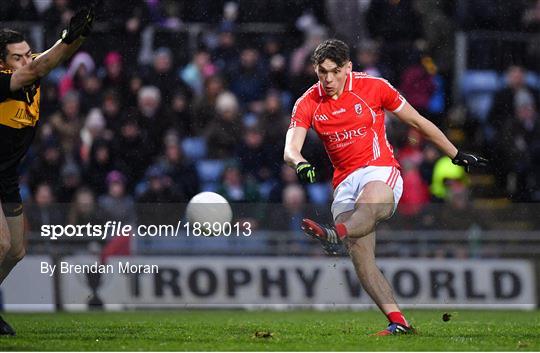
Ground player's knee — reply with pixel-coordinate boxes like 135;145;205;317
355;198;393;221
358;181;394;203
8;247;25;264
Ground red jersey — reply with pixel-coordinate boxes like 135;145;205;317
289;72;406;189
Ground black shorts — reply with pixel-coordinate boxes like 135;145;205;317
0;168;22;217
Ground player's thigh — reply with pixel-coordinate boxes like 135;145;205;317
355;180;395;221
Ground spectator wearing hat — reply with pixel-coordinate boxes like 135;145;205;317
101;51;128;98
78;73;103;115
27;139;64;195
101;89;123;135
85;139;116;196
79;108;107;164
137;165;184;226
49;90;84;158
191;75;225;135
98;170;136;227
237;127;277;183
212;26;239;76
143;47;192;105
130;86;171;147
206;91;243;159
151;136;199;200
163;89;194;137
59;51;96;99
113;119;155;191
57;162;82;203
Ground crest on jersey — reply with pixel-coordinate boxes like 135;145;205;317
354;103;362;115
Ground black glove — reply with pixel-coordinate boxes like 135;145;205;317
452;151;488;173
296;162;317;184
61;7;95;44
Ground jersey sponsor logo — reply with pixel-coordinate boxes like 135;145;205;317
326;127;367;143
314;114;329;121
332;108;346;115
354;103;362;115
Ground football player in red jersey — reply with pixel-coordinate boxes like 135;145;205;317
284;39;487;335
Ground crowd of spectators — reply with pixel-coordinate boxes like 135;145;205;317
3;0;540;237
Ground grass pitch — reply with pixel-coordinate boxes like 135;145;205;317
1;309;539;351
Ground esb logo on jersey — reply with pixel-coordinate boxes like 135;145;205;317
326;127;368;143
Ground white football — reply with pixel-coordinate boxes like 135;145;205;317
185;192;233;229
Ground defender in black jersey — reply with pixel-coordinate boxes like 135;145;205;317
0;7;94;335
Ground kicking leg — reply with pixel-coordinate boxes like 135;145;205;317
302;181;395;247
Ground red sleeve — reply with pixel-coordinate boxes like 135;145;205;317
379;79;406;113
288;94;312;129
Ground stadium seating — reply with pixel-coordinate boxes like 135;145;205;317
460;70;501;121
182;137;207;161
196;159;226;192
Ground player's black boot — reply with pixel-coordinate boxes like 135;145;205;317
0;315;15;336
301;218;342;255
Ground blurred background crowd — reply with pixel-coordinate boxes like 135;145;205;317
3;0;540;257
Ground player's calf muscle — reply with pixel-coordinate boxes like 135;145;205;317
0;212;11;260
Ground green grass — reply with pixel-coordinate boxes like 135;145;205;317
1;310;539;351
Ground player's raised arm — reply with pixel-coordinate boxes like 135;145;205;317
9;7;94;91
394;102;488;172
284;126;317;183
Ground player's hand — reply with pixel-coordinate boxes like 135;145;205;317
296;162;317;183
61;7;95;44
451;151;488;173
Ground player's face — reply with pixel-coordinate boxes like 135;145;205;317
315;59;352;98
1;41;32;70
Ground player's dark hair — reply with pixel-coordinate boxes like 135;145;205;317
0;29;25;62
311;39;350;67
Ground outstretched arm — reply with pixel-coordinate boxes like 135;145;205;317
9;7;94;91
394;102;458;158
394;102;487;171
